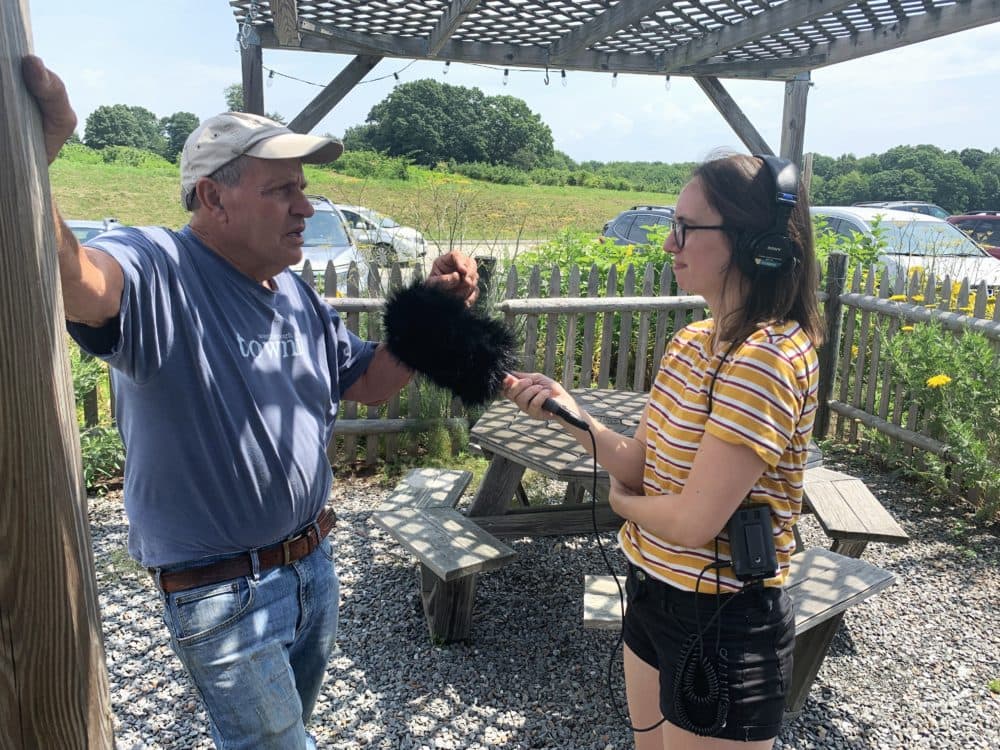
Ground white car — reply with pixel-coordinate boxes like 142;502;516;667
292;196;369;293
66;217;122;244
335;204;427;265
811;206;1000;291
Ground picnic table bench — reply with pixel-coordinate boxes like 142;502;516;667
372;468;516;642
583;546;896;720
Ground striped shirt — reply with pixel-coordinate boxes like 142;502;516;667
619;319;819;593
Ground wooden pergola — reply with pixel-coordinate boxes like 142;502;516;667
3;2;1000;748
231;0;1000;167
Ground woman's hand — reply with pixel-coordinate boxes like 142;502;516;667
608;476;642;515
426;251;479;306
502;371;581;423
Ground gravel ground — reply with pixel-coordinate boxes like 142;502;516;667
92;447;1000;749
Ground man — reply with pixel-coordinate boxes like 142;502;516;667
22;56;479;749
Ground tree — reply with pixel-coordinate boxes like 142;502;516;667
84;104;165;154
223;83;285;123
360;79;552;168
161;112;200;163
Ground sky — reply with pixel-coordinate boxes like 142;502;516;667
24;0;1000;164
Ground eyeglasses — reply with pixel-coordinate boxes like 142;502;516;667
667;218;734;249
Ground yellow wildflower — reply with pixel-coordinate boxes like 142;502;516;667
900;326;914;333
851;346;859;358
926;374;952;388
910;294;925;303
889;294;907;302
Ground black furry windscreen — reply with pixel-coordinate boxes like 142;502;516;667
382;281;518;406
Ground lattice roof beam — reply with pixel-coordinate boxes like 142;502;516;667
807;0;1000;70
287;53;382;133
271;0;301;47
659;0;861;74
428;0;481;56
548;0;666;65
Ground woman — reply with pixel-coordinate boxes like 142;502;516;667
503;153;822;749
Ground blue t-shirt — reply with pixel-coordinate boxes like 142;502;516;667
68;226;376;567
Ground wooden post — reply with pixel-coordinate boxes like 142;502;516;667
240;41;264;115
779;72;811;167
0;2;113;747
815;253;848;439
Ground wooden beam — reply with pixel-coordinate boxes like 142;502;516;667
270;0;300;47
288;54;382;134
428;0;481;57
809;0;1000;69
289;24;779;79
673;53;828;79
0;4;113;746
548;0;665;64
659;0;859;73
780;72;811;166
240;41;264;114
694;76;774;155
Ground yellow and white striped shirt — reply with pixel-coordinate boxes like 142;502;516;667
619;319;819;593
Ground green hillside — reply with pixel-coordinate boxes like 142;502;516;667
49;160;678;241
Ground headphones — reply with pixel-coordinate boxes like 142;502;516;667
732;154;800;278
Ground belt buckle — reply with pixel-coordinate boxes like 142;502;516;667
282;537;295;565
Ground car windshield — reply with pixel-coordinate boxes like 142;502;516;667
303;211;351;246
361;208;398;229
69;227;104;243
882;220;986;257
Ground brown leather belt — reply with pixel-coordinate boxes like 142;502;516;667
152;507;337;594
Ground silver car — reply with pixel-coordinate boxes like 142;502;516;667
66;217;122;244
335;204;427;266
812;206;1000;291
292;196;369;293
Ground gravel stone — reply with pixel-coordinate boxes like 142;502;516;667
89;449;1000;749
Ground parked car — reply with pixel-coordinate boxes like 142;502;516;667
292;196;369;292
334;204;427;265
852;201;950;220
600;205;674;246
65;217;122;243
947;211;1000;260
811;206;1000;291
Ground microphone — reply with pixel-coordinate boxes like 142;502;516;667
539;397;589;431
380;281;590;433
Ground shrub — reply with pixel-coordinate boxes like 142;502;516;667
69;341;124;492
101;146;175;170
57;142;104;164
332;149;411;180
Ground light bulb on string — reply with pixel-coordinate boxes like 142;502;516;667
266;69;275;88
561;69;567;87
503;68;509;86
443;60;450;75
393;72;400;85
664;75;671;91
612;72;618;88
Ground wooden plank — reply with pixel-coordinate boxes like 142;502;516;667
598;266;617;388
373;507;516;582
474;502;622;538
543;267;560;378
288;54;382;134
2;14;114;745
375;468;472;514
803;469;909;546
585;547;894;630
562;265;581;388
615;265;635;388
580;266;599;386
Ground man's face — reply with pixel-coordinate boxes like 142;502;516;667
213;157;314;280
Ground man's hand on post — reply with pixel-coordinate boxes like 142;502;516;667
21;55;77;165
426;250;479;306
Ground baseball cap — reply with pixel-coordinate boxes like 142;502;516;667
179;112;344;209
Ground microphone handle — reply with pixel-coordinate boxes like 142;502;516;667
541;397;589;431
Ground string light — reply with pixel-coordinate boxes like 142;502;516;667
612;72;618;88
443;60;450;75
664;74;672;91
503;68;509;86
266;69;274;88
561;69;567;87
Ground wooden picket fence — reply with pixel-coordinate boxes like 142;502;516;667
76;254;1000;470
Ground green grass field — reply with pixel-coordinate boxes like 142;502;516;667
49;160;678;241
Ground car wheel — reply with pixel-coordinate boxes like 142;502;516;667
372;243;397;266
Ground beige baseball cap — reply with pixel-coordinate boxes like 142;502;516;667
179;112;343;209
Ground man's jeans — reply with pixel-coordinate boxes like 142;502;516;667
159;538;339;749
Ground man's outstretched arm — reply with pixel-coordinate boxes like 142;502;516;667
22;55;123;327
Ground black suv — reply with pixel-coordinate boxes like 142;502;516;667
601;205;674;246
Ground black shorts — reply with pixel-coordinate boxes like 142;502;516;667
622;564;794;742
